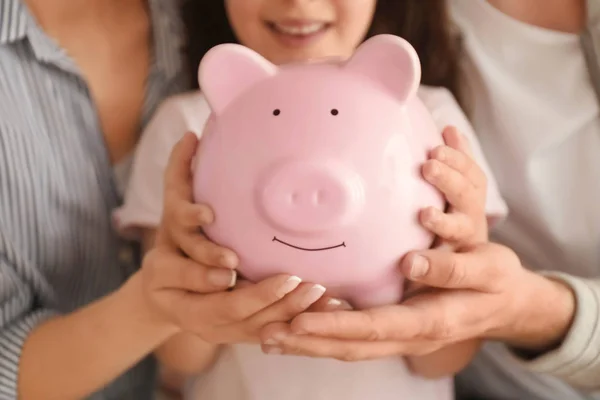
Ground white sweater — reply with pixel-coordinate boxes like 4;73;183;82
451;0;600;398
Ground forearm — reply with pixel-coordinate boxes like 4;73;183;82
406;340;481;379
506;273;600;390
488;270;575;351
156;333;220;375
142;229;220;374
18;273;177;400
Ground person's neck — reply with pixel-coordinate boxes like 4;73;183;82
24;0;135;32
487;0;586;33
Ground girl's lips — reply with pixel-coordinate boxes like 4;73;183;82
266;20;331;48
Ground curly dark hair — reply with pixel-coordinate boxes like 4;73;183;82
180;0;463;103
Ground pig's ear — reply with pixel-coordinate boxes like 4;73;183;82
198;44;277;115
343;35;421;103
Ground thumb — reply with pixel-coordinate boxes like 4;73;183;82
400;247;498;292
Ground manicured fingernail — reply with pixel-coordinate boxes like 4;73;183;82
410;255;430;278
327;298;353;310
219;252;238;269
328;298;342;307
277;276;302;298
207;269;236;287
300;284;326;308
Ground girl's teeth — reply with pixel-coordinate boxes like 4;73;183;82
275;23;325;35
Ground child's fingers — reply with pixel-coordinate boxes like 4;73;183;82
419;207;475;242
144;246;236;293
208;275;305;325
429;145;487;190
422;160;478;212
246;282;327;329
166;198;214;231
178;231;239;269
442;126;473;156
308;296;354;312
164;131;199;199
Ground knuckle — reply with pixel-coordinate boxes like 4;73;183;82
425;159;443;181
224;298;247;322
177;261;194;287
175;203;190;224
445;256;466;287
494;245;521;275
430;146;447;161
193;239;219;266
457;175;471;196
424;314;454;341
163;196;182;228
194;241;215;264
364;311;384;341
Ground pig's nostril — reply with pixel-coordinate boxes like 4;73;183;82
258;161;365;233
313;190;326;205
289;192;299;204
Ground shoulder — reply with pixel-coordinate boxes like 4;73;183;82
150;90;210;136
417;85;461;116
416;85;472;133
140;91;210;151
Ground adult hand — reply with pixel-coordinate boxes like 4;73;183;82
259;243;575;360
138;132;346;344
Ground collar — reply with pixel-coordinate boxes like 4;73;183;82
0;0;28;44
147;0;184;81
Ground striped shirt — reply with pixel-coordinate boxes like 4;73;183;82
0;0;189;398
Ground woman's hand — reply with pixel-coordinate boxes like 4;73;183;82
137;132;341;344
259;243;575;360
258;128;574;360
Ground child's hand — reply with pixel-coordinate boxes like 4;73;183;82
141;132;345;345
420;126;489;249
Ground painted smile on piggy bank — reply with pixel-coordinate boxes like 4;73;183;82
192;34;446;309
272;236;346;252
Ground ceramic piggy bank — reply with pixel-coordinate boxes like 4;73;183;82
193;35;445;309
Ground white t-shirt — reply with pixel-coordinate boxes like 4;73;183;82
450;0;600;398
116;86;507;400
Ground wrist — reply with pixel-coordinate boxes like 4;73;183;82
494;271;575;351
119;272;181;344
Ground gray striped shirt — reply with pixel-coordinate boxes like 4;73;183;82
0;0;189;398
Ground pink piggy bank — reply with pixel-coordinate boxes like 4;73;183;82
193;35;444;309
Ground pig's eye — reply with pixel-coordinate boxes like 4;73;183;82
273;109;281;116
330;109;339;116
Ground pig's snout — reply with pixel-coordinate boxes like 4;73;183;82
258;161;364;234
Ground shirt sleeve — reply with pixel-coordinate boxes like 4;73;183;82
512;272;600;390
0;123;59;398
0;226;58;400
114;92;211;239
417;86;509;224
